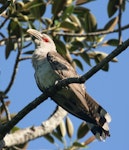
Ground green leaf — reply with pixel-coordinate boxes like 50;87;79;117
11;126;20;133
76;0;95;5
61;5;74;21
0;1;11;14
105;39;120;46
80;52;91;66
5;38;17;59
29;0;46;19
57;120;66;137
43;134;54;143
65;116;74;138
60;20;77;31
54;39;67;56
73;59;83;70
73;141;85;147
77;122;89;139
94;54;109;71
84;11;97;32
74;6;89;17
52;130;63;142
88;51;118;62
104;17;118;31
52;0;67;19
107;0;119;17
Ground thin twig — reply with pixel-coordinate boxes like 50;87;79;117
0;98;11;121
0;38;128;140
118;0;123;44
55;24;129;37
0;17;9;29
4;46;22;95
19;56;32;61
0;24;129;46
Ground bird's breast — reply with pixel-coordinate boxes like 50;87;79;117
33;58;59;91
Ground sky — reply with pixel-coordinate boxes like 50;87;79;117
0;0;129;150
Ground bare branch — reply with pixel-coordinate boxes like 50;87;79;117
118;0;123;44
4;48;22;95
2;107;67;148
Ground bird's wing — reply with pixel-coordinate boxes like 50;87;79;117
47;51;104;121
47;51;90;111
47;51;111;140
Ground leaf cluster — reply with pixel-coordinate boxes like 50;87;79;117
43;116;94;150
0;0;124;70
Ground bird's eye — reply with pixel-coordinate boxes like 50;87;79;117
42;37;49;42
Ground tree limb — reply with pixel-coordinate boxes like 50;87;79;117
2;107;67;148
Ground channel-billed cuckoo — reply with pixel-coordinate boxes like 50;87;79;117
27;29;111;141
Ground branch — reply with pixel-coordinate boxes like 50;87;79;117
55;24;129;37
2;107;67;148
4;49;22;95
0;24;129;46
0;38;128;146
118;0;123;44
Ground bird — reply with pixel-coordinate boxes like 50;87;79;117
27;29;111;141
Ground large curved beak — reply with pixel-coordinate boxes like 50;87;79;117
27;29;42;41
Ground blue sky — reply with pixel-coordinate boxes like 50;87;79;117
0;0;129;149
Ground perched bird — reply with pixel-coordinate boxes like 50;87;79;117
27;29;111;141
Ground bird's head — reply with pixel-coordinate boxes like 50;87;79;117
27;29;56;53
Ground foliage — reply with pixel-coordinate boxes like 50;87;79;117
0;0;128;149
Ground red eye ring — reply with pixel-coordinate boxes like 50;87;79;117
42;37;49;42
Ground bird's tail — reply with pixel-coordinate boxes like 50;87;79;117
85;93;111;141
87;107;111;141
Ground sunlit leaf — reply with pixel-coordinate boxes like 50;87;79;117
84;11;97;32
76;0;95;5
61;5;74;21
60;21;78;31
73;141;85;147
66;116;74;138
88;51;118;62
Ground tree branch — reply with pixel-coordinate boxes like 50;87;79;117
2;107;67;148
0;24;129;46
4;49;22;95
118;0;123;44
0;38;128;147
55;24;129;37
